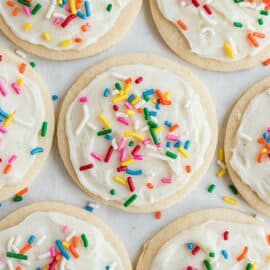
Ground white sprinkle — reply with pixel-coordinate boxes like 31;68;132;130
60;258;67;270
14;235;22;247
112;90;119;96
38;252;51;260
87;122;97;131
239;133;252;142
111;73;128;81
11;244;19;253
76;104;89;136
20;260;31;266
150;116;158;123
7;260;14;270
134;119;140;130
15;50;27;59
36;235;47;246
111;138;118;150
116;112;128;118
147;153;172;161
65;230;77;242
134;100;146;109
14;117;33;128
146;145;157;151
7;236;15;251
53;12;66;19
46;2;56;19
228;37;237;55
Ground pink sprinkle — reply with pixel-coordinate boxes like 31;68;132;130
53;18;61;25
117;117;129;126
267;127;270;132
161;178;172;184
50;246;57;257
119;148;127;162
91;152;103;161
167;134;180;141
11;83;21;95
0;126;7;134
118;137;126;150
8;155;17;164
124;102;132;109
79;96;88;103
143;138;151;145
23;6;31;16
156;143;162;148
134;155;143;160
63;224;69;233
0;81;7;97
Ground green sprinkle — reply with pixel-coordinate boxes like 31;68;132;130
144;107;150;120
6;252;28;260
97;129;112;136
81;234;89;247
31;3;42;15
30;62;36;68
258;18;264;25
209;252;215;258
110;189;116;195
234;0;244;2
149;128;158;145
13;196;23;202
147;121;158;128
246;263;253;270
166;151;177;159
260;10;269;16
233;22;243;28
229;184;238;195
123;194;137;207
17;0;31;7
106;3;113;12
41;121;48;137
203;259;212;270
128;140;134;147
143;95;150;102
208;184;216;193
115;82;121;91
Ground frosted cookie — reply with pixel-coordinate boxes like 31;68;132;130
225;77;270;216
0;201;132;270
136;208;270;270
57;54;218;213
0;1;142;60
0;48;54;201
150;0;270;72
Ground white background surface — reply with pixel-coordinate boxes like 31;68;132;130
1;1;270;267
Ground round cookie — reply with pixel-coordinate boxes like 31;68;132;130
0;201;132;270
225;77;270;217
136;208;270;270
0;47;54;201
57;54;218;213
150;0;270;72
0;1;142;60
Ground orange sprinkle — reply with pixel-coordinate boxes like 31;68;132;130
74;37;82;43
263;58;270;66
169;124;179;132
20;244;32;254
177;20;188;31
258;138;266;144
7;1;15;7
237;246;249;261
155;211;162;220
253;32;265;38
15;267;22;270
257;153;265;163
267;234;270;244
3;164;12;174
185;165;192;173
72;236;79;248
56;253;63;261
137;108;143;113
81;24;89;32
146;182;154;189
69;246;80;259
125;78;132;84
12;7;20;16
247;33;259;47
266;144;270;150
16;187;29;197
19;63;26;74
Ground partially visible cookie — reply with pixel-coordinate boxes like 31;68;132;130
150;0;270;72
136;208;270;270
0;1;142;60
0;47;54;201
0;201;132;270
225;77;270;216
57;54;218;213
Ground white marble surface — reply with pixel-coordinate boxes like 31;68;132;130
0;1;269;267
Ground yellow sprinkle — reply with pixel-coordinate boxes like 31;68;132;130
3;114;15;127
125;110;135;116
121;158;135;166
151;98;157;104
69;0;77;14
57;0;63;4
217;168;227;177
261;147;268;154
114;176;127;185
62;241;70;248
60;39;73;47
224;42;235;59
23;23;32;31
223;196;238;205
131;96;141;105
122;83;132;94
218;148;224;161
252;263;257;270
165;91;171;100
155;126;163;133
123;131;145;141
43;32;51;41
178;147;188;158
17;78;24;87
112;94;128;103
99;114;111;129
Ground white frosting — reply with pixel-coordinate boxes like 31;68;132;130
230;90;270;204
157;0;270;61
151;220;270;269
0;0;130;50
65;64;211;206
0;212;124;270
0;53;45;189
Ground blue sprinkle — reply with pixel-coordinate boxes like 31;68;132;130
267;138;270;143
36;268;41;270
28;235;36;244
174;141;182;148
105;266;110;270
56;240;70;260
263;132;269;139
184;140;191;150
221;249;229;259
149;111;157;116
85;205;94;212
187;243;194;249
103;88;110;97
127;94;135;103
142;89;155;97
30;147;44;155
156;103;161;110
77;11;86;19
0;108;8;119
84;0;91;17
52;95;59;101
126;169;143;176
105;134;113;141
165;120;172;127
166;142;171;148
